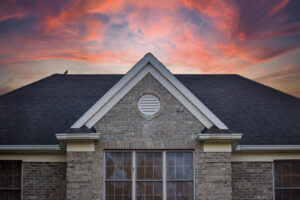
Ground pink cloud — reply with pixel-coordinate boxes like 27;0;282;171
0;0;299;97
0;0;28;22
268;0;290;16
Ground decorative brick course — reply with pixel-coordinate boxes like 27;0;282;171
232;162;273;200
23;162;66;200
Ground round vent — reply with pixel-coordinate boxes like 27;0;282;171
138;94;161;116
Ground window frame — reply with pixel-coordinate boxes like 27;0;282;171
0;160;23;200
273;160;300;200
103;150;195;200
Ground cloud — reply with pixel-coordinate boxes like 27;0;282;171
181;0;239;38
268;0;289;16
254;64;299;82
0;0;28;22
0;0;299;97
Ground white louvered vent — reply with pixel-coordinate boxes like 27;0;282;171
138;94;161;116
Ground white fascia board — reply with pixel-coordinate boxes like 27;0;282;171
71;53;228;129
235;145;300;152
0;145;61;151
55;133;100;140
232;153;300;162
197;133;243;141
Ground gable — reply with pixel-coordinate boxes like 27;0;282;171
94;74;206;138
71;53;228;130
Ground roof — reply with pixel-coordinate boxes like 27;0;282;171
0;74;299;145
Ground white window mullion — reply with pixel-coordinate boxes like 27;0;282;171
132;151;136;200
163;151;167;200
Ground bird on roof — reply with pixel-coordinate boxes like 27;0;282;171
64;70;68;74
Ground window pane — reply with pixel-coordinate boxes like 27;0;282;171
275;189;300;200
275;161;300;200
275;161;300;188
0;161;21;200
167;182;193;200
0;190;21;200
167;152;193;180
0;161;21;188
291;161;300;187
136;152;162;180
136;181;163;200
105;152;131;180
106;181;132;200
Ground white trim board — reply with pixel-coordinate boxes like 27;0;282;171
0;154;66;162
232;153;300;162
71;53;228;129
0;145;61;151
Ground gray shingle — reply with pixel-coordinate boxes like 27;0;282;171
0;74;299;145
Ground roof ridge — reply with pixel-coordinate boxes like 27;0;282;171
55;74;124;76
54;73;239;76
236;74;299;100
0;74;59;98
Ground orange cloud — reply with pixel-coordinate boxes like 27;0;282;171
268;0;289;16
254;64;298;82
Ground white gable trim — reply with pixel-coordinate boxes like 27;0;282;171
71;53;228;129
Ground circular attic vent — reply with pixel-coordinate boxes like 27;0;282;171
138;94;161;116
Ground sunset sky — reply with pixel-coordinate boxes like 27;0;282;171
0;0;299;96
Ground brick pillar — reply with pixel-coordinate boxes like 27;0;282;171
65;142;96;200
195;143;233;200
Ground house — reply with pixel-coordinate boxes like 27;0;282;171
0;53;299;200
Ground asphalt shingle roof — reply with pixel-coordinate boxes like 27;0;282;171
0;74;299;145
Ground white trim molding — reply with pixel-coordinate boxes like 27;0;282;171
197;133;243;142
232;152;300;162
0;154;66;162
0;145;61;151
71;53;228;130
203;143;232;152
235;145;300;152
55;133;100;141
67;142;95;152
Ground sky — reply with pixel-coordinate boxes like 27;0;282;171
0;0;299;97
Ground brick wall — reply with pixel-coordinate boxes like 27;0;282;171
66;152;97;200
195;151;232;200
23;162;66;200
66;73;234;200
232;162;273;200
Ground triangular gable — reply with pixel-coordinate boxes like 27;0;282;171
71;53;228;129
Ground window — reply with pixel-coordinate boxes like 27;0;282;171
166;152;194;200
105;152;132;200
105;151;194;200
0;161;22;200
274;160;300;200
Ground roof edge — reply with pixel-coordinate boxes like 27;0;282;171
0;145;61;151
235;145;300;152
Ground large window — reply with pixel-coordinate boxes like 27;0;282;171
105;151;194;200
274;160;300;200
0;161;22;200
